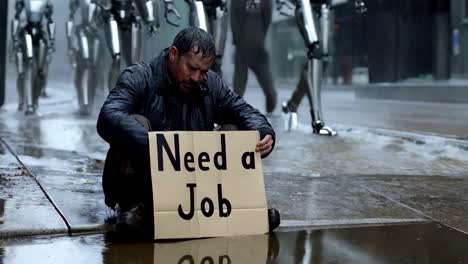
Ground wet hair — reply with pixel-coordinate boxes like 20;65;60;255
171;27;216;59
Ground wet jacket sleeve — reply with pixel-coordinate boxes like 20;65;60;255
212;75;276;158
96;64;150;151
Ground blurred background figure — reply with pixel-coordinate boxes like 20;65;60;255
278;0;365;135
185;0;228;76
67;0;182;115
0;1;8;108
66;0;104;116
231;0;277;114
11;0;56;115
96;0;161;91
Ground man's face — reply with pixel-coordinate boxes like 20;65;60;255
168;46;214;94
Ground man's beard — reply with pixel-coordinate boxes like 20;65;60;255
179;81;198;93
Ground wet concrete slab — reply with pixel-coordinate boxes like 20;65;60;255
356;175;468;234
10;143;109;232
0;113;110;232
0;141;67;237
354;82;468;103
265;174;430;226
0;222;467;263
264;119;468;177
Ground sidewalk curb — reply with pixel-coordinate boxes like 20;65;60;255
363;126;468;150
278;218;432;232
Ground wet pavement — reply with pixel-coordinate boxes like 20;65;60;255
0;139;67;237
0;223;467;263
0;80;468;261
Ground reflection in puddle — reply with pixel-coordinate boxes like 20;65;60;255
103;235;276;264
1;223;468;263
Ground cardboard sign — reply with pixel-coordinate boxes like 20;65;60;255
148;131;268;239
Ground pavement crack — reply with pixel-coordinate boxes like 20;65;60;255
356;183;468;236
0;138;73;236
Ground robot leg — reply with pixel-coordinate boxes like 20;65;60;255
106;14;121;91
130;18;142;64
36;38;50;100
15;49;25;111
282;63;307;131
87;36;101;115
305;58;336;136
76;28;92;115
208;6;228;76
23;33;36;115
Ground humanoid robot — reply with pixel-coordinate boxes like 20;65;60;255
277;0;366;135
95;0;172;91
11;0;55;115
185;0;228;76
67;0;180;114
66;0;104;115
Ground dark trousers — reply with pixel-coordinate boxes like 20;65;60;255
233;49;277;109
288;61;329;108
288;63;308;108
103;115;153;212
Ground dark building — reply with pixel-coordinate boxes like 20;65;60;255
0;0;8;106
270;0;455;84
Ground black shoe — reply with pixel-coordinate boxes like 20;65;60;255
268;208;280;232
24;105;36;115
312;121;337;136
281;101;297;114
266;93;277;113
114;203;145;233
79;104;92;116
17;103;24;112
40;90;49;98
282;102;298;131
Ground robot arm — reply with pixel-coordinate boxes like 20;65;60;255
201;0;225;8
68;0;79;21
66;0;79;67
163;0;182;27
275;0;295;17
134;0;159;34
67;0;79;39
45;0;56;52
354;0;366;14
94;0;112;11
11;0;25;49
295;0;321;59
185;0;208;31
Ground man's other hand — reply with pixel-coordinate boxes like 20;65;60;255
256;134;274;158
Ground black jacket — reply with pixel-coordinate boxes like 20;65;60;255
231;0;272;51
97;48;275;151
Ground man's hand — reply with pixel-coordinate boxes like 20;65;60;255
256;134;274;158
